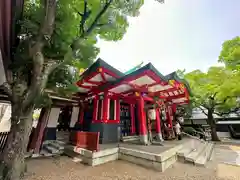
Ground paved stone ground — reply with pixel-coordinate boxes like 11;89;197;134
214;144;240;166
118;139;188;154
24;144;240;180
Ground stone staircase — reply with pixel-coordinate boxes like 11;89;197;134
41;140;65;156
121;135;140;142
177;138;214;166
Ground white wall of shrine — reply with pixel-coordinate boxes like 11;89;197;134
47;108;60;128
0;50;6;85
0;103;11;132
70;107;79;128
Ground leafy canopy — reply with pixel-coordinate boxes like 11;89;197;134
219;36;240;70
185;66;240;114
12;0;144;95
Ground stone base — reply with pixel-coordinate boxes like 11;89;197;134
156;133;164;142
139;134;148;145
64;144;183;172
64;146;119;166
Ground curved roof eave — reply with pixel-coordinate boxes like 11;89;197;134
165;71;193;96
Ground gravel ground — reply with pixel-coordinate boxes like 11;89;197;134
24;156;240;180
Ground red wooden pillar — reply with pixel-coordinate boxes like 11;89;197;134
102;92;109;123
130;104;135;135
167;105;173;128
116;99;120;121
172;104;177;114
155;108;164;141
92;97;98;121
79;107;84;125
155;108;161;134
137;96;147;144
29;108;50;154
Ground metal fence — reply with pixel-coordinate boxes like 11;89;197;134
0;132;9;152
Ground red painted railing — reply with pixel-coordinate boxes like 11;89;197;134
70;131;100;152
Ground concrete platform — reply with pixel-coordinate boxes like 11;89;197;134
64;139;188;172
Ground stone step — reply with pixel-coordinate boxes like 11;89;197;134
122;136;139;142
43;140;65;150
39;149;54;157
185;142;207;163
49;141;65;150
176;139;197;162
43;144;61;154
177;147;194;158
195;143;214;166
64;147;83;158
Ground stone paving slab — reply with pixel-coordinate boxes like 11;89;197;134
118;139;189;154
215;145;240;166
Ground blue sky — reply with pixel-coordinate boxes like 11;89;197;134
97;0;240;75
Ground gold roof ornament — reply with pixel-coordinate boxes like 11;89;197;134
135;92;140;97
169;80;175;86
179;83;185;90
79;68;85;75
98;67;103;72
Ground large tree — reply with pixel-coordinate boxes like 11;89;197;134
185;66;240;141
0;0;144;179
219;36;240;70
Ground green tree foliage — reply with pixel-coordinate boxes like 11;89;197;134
0;0;145;179
10;0;144;98
219;36;240;70
185;67;240;141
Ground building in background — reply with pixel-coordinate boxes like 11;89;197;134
185;107;240;139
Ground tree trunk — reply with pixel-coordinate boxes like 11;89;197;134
0;104;34;180
207;110;220;141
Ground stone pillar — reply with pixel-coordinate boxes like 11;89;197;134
44;108;60;140
138;97;148;145
155;108;163;142
69;107;79;130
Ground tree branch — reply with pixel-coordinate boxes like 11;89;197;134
214;107;240;117
23;0;57;110
75;0;91;35
198;106;208;116
83;0;113;37
71;0;113;54
215;96;237;106
211;92;218;99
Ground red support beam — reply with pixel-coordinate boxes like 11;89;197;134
78;84;92;89
79;108;84;124
102;92;109;123
130;104;136;135
116;99;120;121
87;80;101;86
166;105;173;128
138;96;147;135
29;108;50;154
143;95;154;102
155;108;161;134
92;97;98;121
167;94;187;101
100;71;106;82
